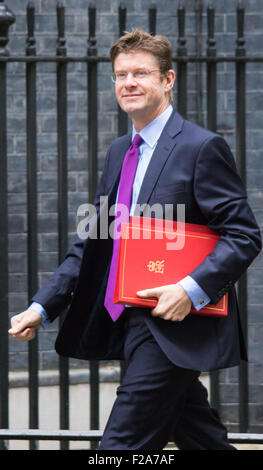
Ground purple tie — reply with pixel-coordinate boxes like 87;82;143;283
104;134;143;321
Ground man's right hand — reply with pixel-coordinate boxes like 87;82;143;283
8;309;42;342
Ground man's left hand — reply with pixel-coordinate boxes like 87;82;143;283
137;284;192;322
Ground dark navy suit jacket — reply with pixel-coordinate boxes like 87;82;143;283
32;111;262;371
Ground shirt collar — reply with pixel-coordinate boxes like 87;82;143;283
132;104;173;148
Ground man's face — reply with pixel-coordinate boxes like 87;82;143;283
113;51;174;127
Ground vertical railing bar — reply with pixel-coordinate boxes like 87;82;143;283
26;2;39;450
88;3;98;203
89;362;99;450
117;3;128;137
177;0;187;118
88;3;99;450
206;2;220;412
195;0;204;127
56;2;70;450
117;2;128;382
0;63;9;451
0;0;15;451
206;2;217;131
148;3;157;36
235;0;248;433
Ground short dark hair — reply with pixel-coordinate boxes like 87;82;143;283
110;29;173;76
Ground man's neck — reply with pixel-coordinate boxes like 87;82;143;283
131;102;171;132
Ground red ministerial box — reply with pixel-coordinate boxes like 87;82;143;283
113;217;228;317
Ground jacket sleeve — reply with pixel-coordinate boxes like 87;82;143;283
189;135;262;304
31;145;112;321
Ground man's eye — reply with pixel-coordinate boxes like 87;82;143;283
117;73;127;79
135;71;147;78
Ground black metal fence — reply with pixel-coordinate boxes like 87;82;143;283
0;0;262;450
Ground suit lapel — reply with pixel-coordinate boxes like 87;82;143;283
136;111;184;206
107;134;132;205
106;111;184;208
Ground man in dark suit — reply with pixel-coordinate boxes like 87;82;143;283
9;29;261;450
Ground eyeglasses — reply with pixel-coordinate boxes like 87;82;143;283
111;69;160;83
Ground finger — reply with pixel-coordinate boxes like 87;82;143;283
9;322;26;335
9;317;21;332
151;304;166;316
9;315;34;335
151;309;160;317
9;314;28;334
152;311;172;320
151;297;170;314
12;328;30;340
13;328;36;342
137;288;160;298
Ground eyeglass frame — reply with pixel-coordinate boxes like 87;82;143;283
111;69;161;83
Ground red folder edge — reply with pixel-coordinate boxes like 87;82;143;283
113;218;228;317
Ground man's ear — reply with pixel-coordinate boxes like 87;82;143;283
165;69;176;92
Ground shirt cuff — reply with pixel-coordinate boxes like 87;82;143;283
29;302;50;329
178;276;211;311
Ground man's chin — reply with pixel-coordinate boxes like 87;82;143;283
121;104;144;117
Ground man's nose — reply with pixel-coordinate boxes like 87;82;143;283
124;72;137;86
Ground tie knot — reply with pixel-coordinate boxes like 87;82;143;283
132;134;143;148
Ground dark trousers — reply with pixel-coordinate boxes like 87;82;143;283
99;309;236;450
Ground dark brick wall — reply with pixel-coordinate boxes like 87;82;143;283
5;0;263;432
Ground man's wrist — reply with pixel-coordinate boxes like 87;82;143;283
29;302;50;329
178;276;210;311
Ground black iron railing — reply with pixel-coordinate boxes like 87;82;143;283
0;428;262;446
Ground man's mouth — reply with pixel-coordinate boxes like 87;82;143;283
122;94;142;98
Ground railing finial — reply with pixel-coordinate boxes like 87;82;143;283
26;2;36;56
56;1;66;56
88;3;97;51
177;0;186;48
149;3;157;36
207;2;216;51
236;0;245;53
118;3;126;37
0;0;15;56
